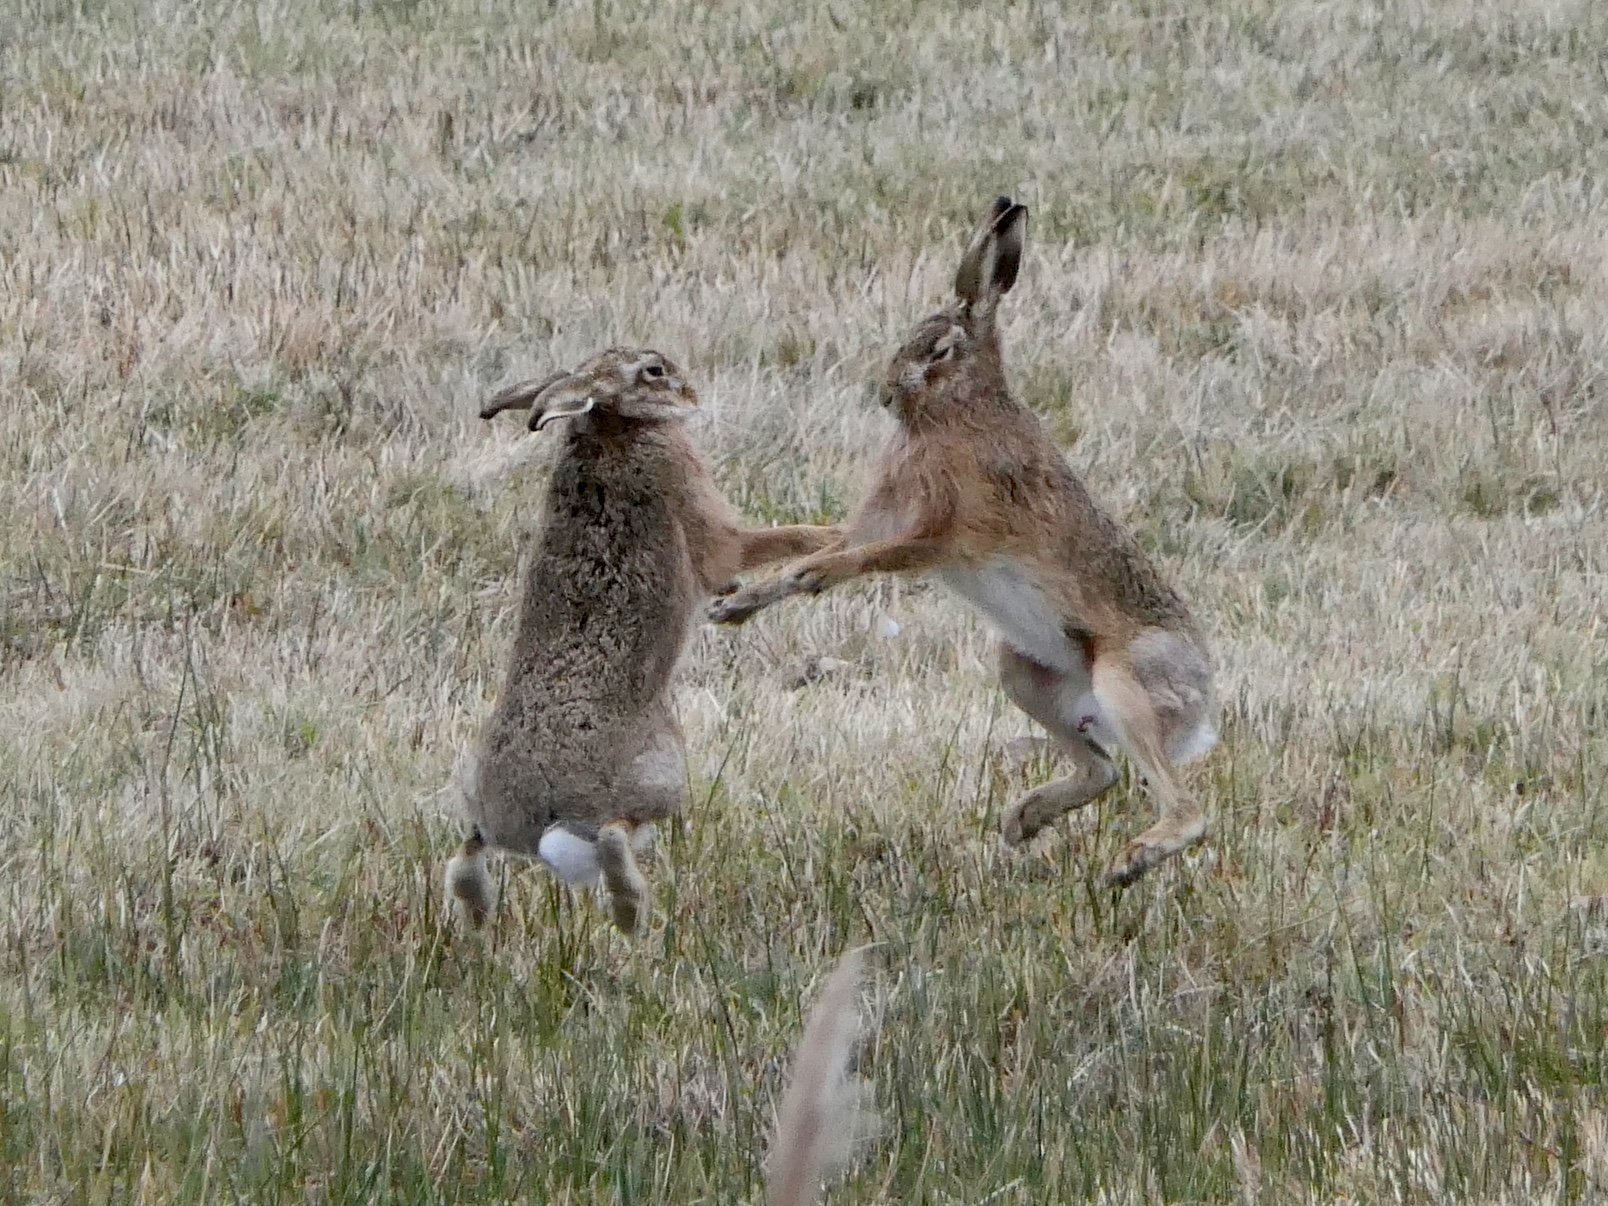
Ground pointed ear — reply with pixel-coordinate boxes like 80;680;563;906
479;370;568;420
531;393;596;431
953;198;1028;320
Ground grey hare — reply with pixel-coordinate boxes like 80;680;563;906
711;199;1218;887
447;347;836;933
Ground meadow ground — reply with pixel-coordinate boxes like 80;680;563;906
3;0;1607;1201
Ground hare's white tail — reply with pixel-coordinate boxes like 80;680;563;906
766;949;878;1206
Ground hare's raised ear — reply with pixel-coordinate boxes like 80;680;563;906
480;370;568;420
953;197;1028;321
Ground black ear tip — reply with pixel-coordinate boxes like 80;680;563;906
988;197;1027;235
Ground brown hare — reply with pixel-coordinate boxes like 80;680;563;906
446;347;839;933
710;199;1217;887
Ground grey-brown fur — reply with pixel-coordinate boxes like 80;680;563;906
710;200;1219;887
446;347;839;932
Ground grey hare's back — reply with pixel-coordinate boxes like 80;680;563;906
473;431;701;848
503;447;696;723
454;345;839;931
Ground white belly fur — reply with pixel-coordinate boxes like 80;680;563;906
935;561;1078;674
938;560;1219;766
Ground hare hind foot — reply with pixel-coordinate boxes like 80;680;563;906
1102;811;1207;889
1001;744;1119;848
597;823;649;935
445;831;495;928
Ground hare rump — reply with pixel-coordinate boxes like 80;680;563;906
710;200;1219;887
447;348;838;933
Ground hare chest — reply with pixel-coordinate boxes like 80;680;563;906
935;560;1079;674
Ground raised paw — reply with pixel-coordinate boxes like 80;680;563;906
783;564;830;596
707;591;763;626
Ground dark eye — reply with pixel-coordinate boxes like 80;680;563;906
643;363;665;379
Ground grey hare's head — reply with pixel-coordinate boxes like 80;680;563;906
882;197;1027;422
480;347;698;431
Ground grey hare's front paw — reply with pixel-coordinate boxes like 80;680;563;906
708;590;766;626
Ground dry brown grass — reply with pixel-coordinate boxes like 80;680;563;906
3;0;1607;1201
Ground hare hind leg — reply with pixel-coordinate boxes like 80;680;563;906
1002;753;1121;847
597;823;649;934
446;828;496;928
596;732;684;935
996;644;1120;847
1090;654;1209;888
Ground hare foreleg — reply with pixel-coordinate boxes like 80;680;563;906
709;532;946;624
783;534;948;592
733;524;842;571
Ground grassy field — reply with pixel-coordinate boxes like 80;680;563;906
3;0;1607;1200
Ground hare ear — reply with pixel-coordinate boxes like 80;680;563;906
480;370;568;420
954;198;1028;320
531;394;596;431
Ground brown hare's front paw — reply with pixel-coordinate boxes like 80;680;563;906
708;591;762;626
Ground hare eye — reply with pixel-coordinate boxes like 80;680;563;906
642;364;665;380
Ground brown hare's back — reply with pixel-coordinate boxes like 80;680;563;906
707;199;1218;887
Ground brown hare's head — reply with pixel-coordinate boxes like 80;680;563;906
481;347;698;431
882;197;1027;424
